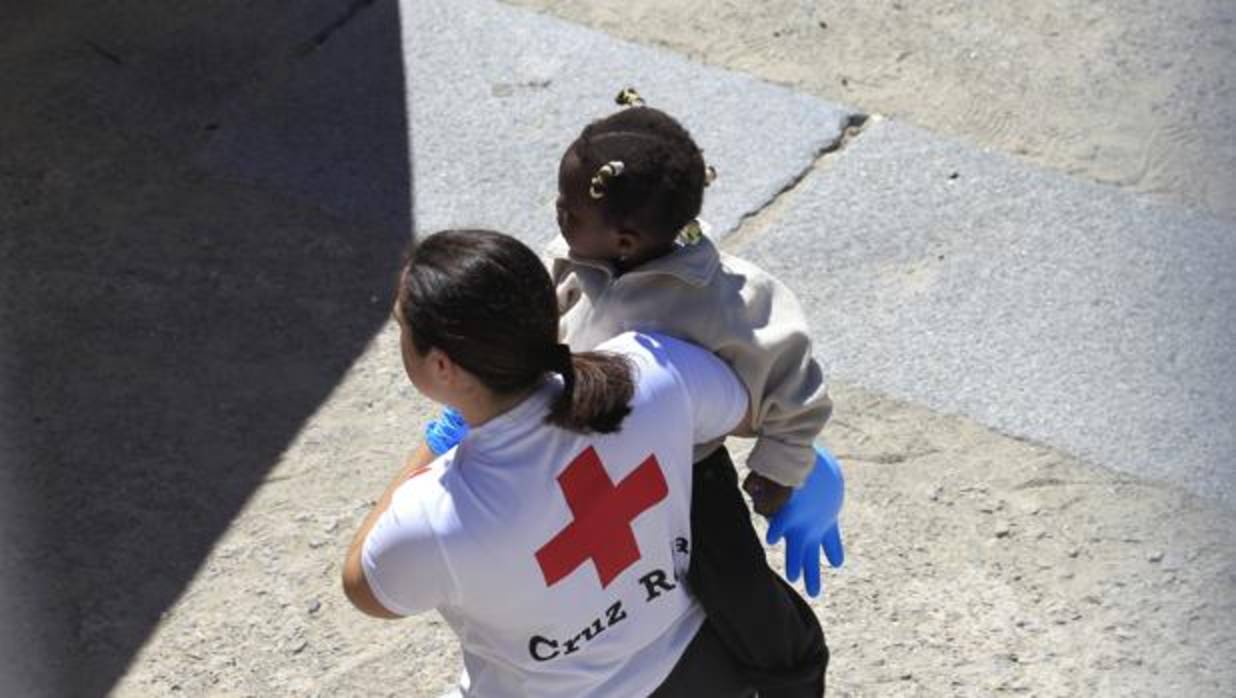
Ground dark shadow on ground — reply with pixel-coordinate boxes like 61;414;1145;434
0;1;411;694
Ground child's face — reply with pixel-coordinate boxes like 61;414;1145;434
556;148;626;261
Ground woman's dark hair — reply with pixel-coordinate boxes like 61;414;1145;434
570;106;707;243
397;229;634;433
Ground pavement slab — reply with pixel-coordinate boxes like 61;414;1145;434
734;117;1236;505
400;0;860;249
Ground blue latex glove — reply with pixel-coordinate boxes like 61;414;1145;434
424;406;469;455
765;444;845;597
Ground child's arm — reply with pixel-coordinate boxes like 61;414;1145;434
715;266;832;508
714;267;846;597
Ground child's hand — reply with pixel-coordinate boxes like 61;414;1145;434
742;472;793;517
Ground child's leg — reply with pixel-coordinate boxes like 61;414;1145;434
687;446;828;697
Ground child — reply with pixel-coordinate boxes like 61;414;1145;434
545;90;832;696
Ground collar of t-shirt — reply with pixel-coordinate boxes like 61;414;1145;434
545;221;719;288
457;377;561;456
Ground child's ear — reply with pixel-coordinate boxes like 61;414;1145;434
615;229;640;256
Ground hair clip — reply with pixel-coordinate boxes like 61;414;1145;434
678;219;704;245
589;161;625;199
615;87;646;107
704;165;717;187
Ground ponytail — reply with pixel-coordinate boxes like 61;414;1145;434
545;351;635;434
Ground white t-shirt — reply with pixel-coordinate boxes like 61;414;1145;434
362;332;749;697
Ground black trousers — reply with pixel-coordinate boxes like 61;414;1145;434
685;446;828;697
650;619;754;697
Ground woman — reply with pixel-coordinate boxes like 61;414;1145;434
342;229;755;697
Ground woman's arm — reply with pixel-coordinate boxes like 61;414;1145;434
341;443;436;619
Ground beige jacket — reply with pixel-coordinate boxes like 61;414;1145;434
545;229;832;487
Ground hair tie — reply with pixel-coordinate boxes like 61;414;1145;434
547;342;572;372
546;343;576;395
615;87;645;107
678;219;704;245
589;161;625;200
704;164;717;187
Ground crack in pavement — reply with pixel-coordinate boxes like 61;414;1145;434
720;112;872;251
837;448;942;465
83;39;125;66
298;0;380;55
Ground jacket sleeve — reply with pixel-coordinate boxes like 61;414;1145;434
714;269;832;488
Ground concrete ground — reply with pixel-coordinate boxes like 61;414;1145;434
2;0;1232;696
506;0;1236;221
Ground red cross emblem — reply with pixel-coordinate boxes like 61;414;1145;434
535;446;668;588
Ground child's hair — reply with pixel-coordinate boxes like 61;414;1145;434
568;99;708;243
397;229;634;434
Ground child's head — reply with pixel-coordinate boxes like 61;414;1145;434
556;96;709;265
